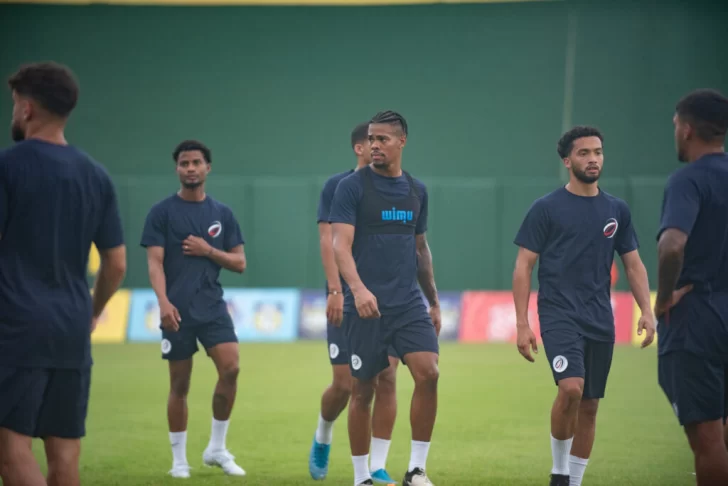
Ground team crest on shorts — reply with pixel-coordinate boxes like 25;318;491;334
161;339;172;354
351;354;362;370
329;343;339;359
552;355;568;373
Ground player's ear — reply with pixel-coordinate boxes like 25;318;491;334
400;135;407;149
353;143;364;157
205;163;211;174
562;157;571;169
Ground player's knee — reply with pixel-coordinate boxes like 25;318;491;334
375;367;397;395
579;398;599;420
686;421;727;456
351;380;376;408
557;379;584;404
218;363;240;384
170;377;191;398
45;438;80;478
411;362;439;390
331;374;352;398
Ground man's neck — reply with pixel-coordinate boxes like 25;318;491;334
24;124;67;146
178;186;206;202
565;179;599;197
688;144;725;163
371;162;403;178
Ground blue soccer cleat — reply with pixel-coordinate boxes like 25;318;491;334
370;468;396;484
308;437;330;480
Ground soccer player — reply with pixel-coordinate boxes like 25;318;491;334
309;122;399;484
512;126;655;486
655;88;728;486
0;62;127;486
331;111;441;486
141;140;247;478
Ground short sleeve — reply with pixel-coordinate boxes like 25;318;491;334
657;171;701;240
140;204;167;248
328;175;362;226
614;202;639;255
513;199;550;253
94;176;125;250
223;208;245;250
316;176;339;223
415;181;428;235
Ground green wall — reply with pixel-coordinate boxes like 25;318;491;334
1;0;726;291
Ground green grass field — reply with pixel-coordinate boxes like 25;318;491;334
29;342;694;485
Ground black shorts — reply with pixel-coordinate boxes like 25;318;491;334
658;350;728;427
161;313;238;361
0;366;91;439
327;321;399;366
541;329;614;400
345;305;438;381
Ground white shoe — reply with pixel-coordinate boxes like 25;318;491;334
168;464;191;478
203;448;246;476
403;468;434;486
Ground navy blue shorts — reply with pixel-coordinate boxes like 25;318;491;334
0;366;91;439
327;321;398;366
658;350;728;427
161;312;238;361
345;305;438;381
541;329;614;399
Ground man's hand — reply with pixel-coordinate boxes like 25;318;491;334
327;292;344;326
182;235;213;257
654;284;694;321
353;287;380;319
160;300;182;331
429;304;441;337
516;323;538;362
636;313;656;348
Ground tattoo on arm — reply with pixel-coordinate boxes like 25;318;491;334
416;234;438;306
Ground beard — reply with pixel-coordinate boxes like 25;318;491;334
11;121;24;142
573;166;600;184
181;181;202;189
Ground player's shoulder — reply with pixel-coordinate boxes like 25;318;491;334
206;195;236;216
599;189;629;207
529;187;565;212
408;173;428;195
324;169;355;189
147;194;179;216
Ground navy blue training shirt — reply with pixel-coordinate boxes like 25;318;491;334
329;166;428;315
0;139;124;369
317;169;354;294
514;187;639;341
656;152;728;360
140;194;244;325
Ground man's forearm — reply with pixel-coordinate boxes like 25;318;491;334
320;238;342;291
656;250;683;304
625;262;652;315
512;268;532;327
149;264;170;305
417;244;439;307
92;263;125;318
208;248;245;273
333;245;365;293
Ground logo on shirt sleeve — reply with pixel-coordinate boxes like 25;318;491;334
208;221;222;238
603;218;618;239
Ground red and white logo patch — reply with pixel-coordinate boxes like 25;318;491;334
208;221;222;238
603;218;618;239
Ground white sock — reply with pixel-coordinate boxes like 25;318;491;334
315;413;335;445
208;418;229;452
550;435;573;475
352;454;371;485
169;431;188;466
568;455;589;485
408;440;431;472
369;437;391;472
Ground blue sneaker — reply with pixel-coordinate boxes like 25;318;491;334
370;468;396;484
308;437;330;480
